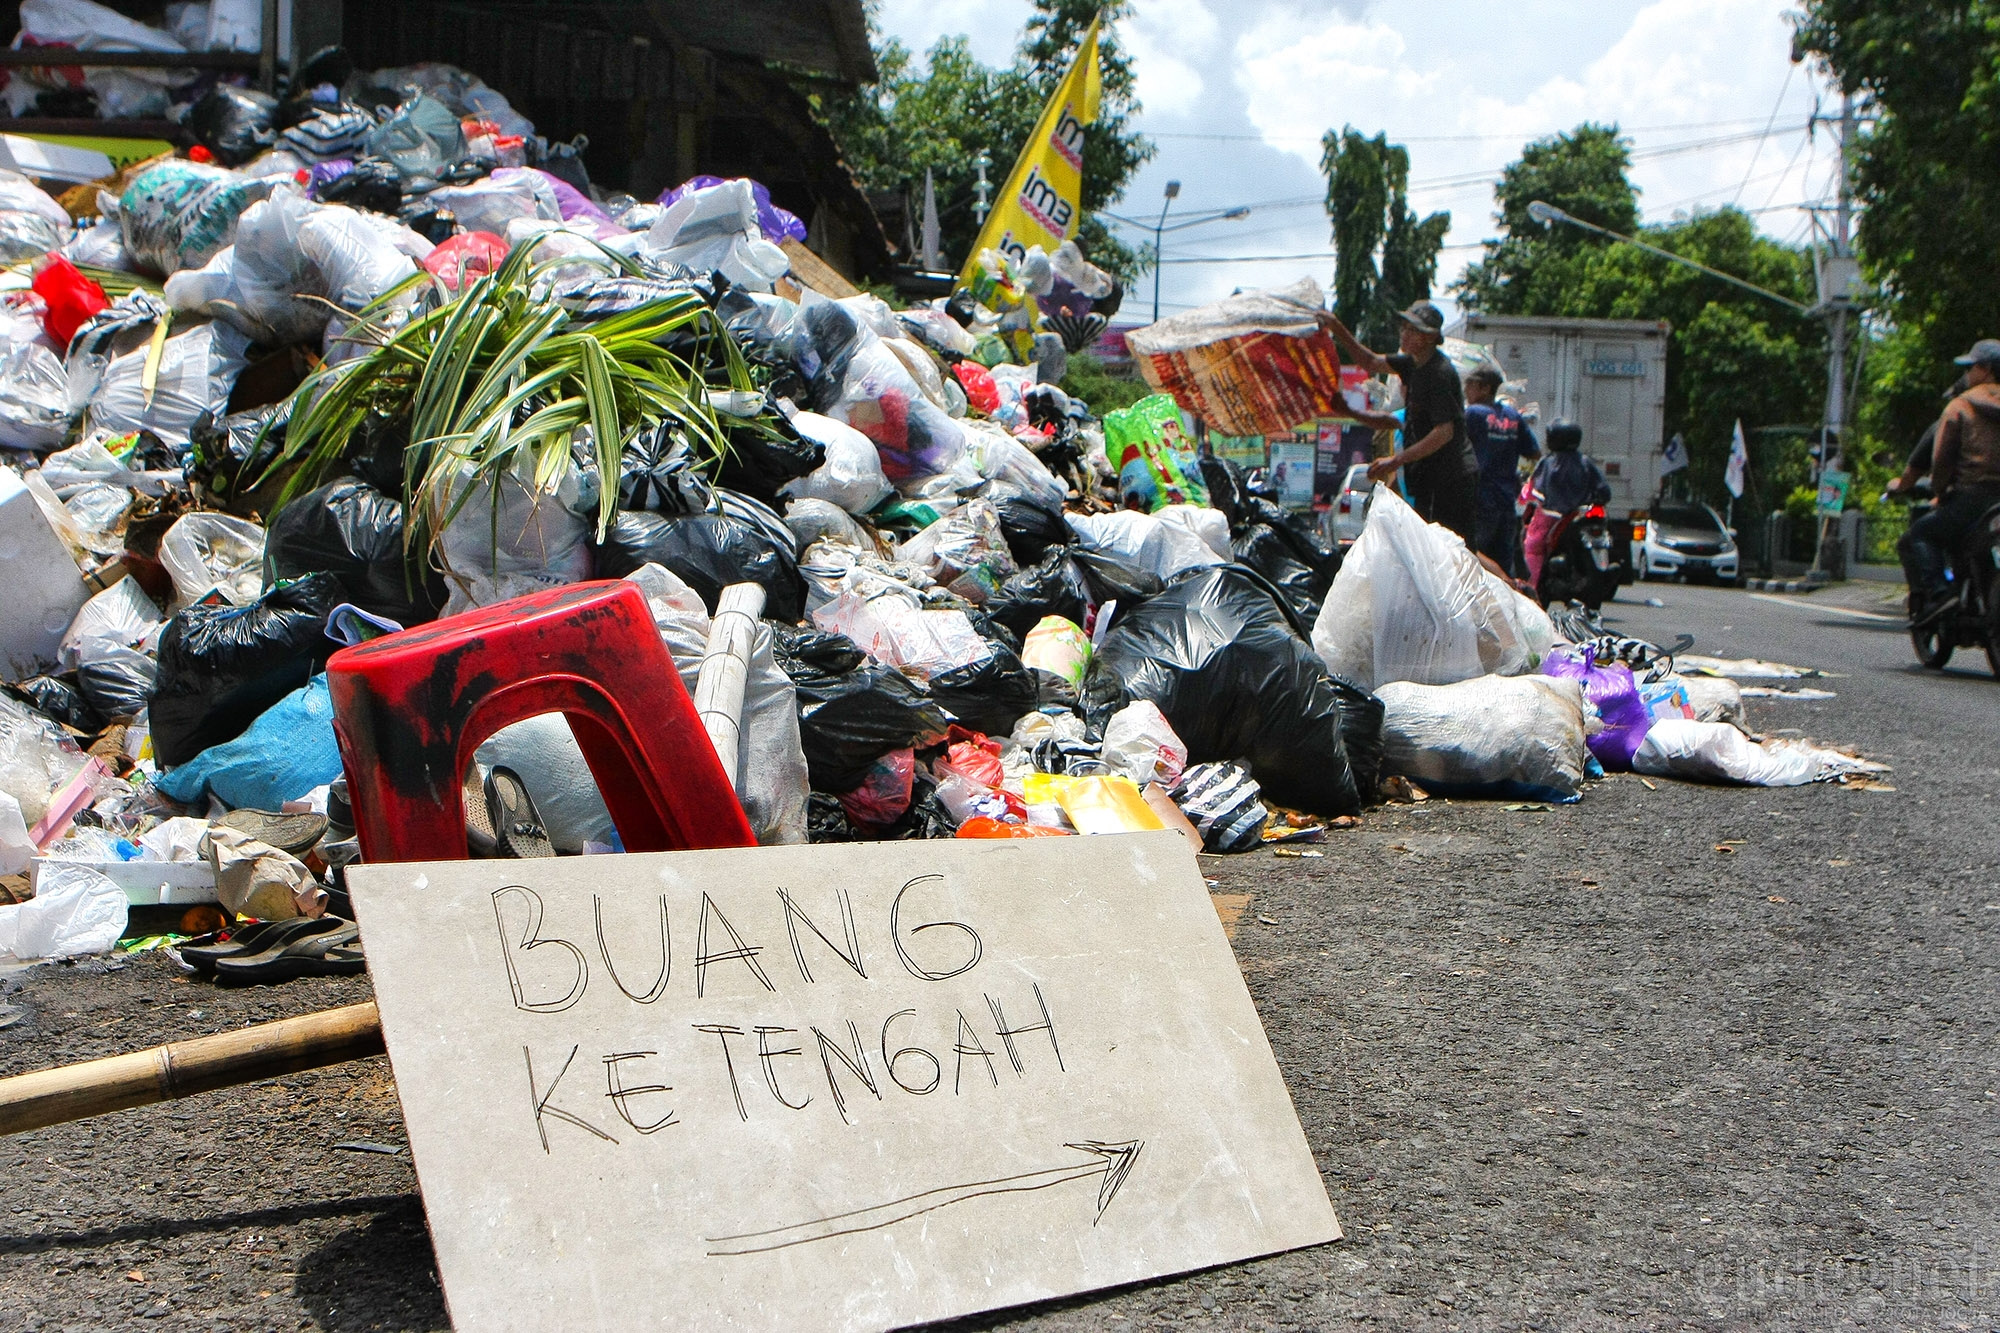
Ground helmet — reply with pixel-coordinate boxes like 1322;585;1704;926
1546;419;1582;452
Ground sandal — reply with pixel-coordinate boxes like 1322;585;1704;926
214;919;366;984
179;916;348;975
485;766;555;859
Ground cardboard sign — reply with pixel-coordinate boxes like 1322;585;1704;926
350;831;1338;1332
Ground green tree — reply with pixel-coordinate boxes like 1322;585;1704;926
1321;128;1451;346
1456;124;1638;314
810;0;1154;280
1457;127;1825;508
1793;1;2000;461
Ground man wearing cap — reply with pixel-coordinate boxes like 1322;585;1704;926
1901;339;2000;617
1318;301;1479;542
1464;366;1540;573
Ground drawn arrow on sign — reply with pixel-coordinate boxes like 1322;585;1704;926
704;1139;1144;1256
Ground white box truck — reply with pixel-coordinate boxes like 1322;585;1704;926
1448;314;1670;526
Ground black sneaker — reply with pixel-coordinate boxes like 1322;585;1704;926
485;766;556;859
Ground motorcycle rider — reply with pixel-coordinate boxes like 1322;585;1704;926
1900;341;2000;619
1522;419;1610;585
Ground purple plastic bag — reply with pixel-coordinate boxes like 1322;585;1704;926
655;174;807;244
1542;645;1652;771
531;169;616;228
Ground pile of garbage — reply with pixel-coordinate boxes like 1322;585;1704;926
0;15;1886;975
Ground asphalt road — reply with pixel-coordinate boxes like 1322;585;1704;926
1;580;1996;1332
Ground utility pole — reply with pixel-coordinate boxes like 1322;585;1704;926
1811;93;1858;579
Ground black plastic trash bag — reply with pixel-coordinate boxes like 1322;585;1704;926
617;422;715;516
1232;522;1327;627
1328;674;1386;805
265;477;446;627
1245;495;1341;580
595;510;806;623
712;417;823;503
3;676;103;733
77;650;156;722
929;640;1038;735
1073;549;1165;609
184;401;290;507
187;85;277;166
806;791;859;842
981;482;1070;566
772;625;951;793
148;573;344;767
1082;564;1362;816
985;550;1090;642
314;155;402;215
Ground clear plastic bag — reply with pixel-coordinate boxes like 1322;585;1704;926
118;159;276;277
1099;699;1188;787
784;497;873;551
429;167;561;235
896;500;1018;604
158;511;267;609
437;457;594;615
0;692;89;829
0;342;71;448
1064;509;1226;580
639;179;788;288
1631;719;1879;787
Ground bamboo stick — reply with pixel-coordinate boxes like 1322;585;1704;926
0;1001;384;1137
694;582;765;788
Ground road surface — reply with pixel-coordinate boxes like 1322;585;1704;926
0;581;1994;1332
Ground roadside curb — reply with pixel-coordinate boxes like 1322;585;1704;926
1744;576;1828;593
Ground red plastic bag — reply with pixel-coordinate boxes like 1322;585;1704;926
955;816;1071;839
954;361;1000;416
422;231;510;291
936;727;1005;789
33;256;109;351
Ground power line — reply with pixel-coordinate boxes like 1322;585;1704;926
1144;113;1816;146
1732;62;1798;207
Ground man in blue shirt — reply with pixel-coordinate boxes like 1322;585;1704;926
1463;366;1540;575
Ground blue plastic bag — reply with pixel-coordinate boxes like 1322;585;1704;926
153;675;343;811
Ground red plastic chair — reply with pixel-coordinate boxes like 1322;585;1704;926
325;580;754;863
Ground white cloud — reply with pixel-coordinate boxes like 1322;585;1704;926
1124;0;1221;118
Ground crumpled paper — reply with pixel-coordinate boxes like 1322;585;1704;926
206;825;325;920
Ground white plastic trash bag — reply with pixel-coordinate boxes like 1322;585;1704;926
0;693;89;828
84;321;251;447
640;179;788;289
783;497;873;551
1314;486;1547;690
429;167;562;236
782;411;892;515
0;861;127;961
158;511;265;609
0;791;33;876
1066;508;1227;580
59;575;162;668
1631;719;1881;787
1377;674;1593;801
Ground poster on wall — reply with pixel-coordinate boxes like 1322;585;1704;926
1267;436;1316;511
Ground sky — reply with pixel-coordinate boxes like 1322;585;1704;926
875;0;1846;325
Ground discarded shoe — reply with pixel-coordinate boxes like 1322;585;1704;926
485;765;555;859
216;809;329;859
213;918;365;983
180;915;347;975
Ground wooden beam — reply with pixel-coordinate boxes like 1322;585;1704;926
0;1002;385;1137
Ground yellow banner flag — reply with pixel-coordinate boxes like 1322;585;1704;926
959;14;1102;283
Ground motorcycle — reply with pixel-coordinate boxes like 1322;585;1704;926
1536;504;1622;610
1896;482;2000;676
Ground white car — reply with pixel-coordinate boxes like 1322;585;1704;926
1324;463;1374;546
1634;500;1740;583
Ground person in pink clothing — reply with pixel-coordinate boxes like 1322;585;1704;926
1522;419;1610;584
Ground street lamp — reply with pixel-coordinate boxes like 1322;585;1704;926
1152;180;1181;324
